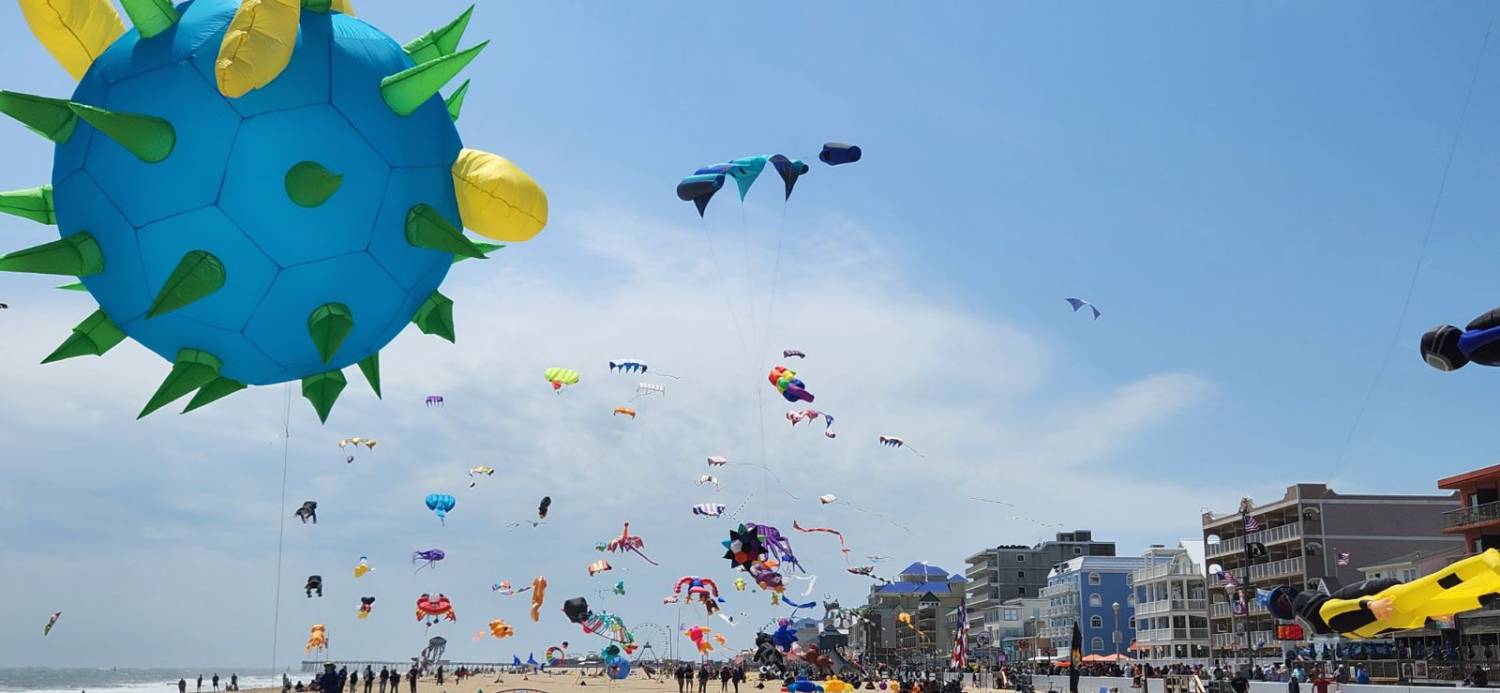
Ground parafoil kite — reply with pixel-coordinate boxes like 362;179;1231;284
609;359;649;374
707;456;727;467
530;576;548;622
612;406;636;418
674;576;722;616
793;520;850;555
416;593;457;624
43;611;60;636
305;575;323;598
634;382;665;399
545;367;579;391
412;548;445;571
488;618;514;639
606;522;659;565
819;143;863;166
538;496;552;519
878;435;923;456
426;395;444;407
684;625;714;655
338;437;377;450
306;625;328;654
1066;298;1101;320
358;596;376;620
295;500;318;524
677;154;812;216
818;494;838;504
783;350;806;359
1421;308;1500;371
425;493;455;524
787;409;835;438
693;503;726;517
354;555;372;578
768;366;814;403
0;2;549;422
696;475;720;490
588;559;613;576
468;465;494;487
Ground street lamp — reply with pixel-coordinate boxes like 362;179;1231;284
1112;602;1121;659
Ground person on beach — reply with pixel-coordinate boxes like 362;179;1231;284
213;675;220;691
719;667;730;692
319;664;342;693
379;669;388;693
732;667;744;693
179;679;188;693
349;671;357;692
406;667;417;693
197;676;202;693
364;667;373;693
231;675;238;691
283;675;291;693
698;665;709;693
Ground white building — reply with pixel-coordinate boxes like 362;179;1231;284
1130;541;1210;665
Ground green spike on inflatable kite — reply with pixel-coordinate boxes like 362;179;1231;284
0;232;103;276
0;90;76;142
445;79;470;122
138;348;222;419
66;103;175;163
303;0;333;11
308;303;354;364
380;41;488;117
302;370;347;423
357;352;382;399
56;282;87;291
285;161;343;208
181;376;247;413
452;242;502;264
147;250;225;318
119;0;180;39
403;5;475;63
0;185;56;224
406;204;486;258
411;290;455;343
42;309;126;364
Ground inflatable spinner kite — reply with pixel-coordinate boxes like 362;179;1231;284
0;0;548;422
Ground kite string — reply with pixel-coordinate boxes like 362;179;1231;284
1331;13;1494;478
270;383;292;673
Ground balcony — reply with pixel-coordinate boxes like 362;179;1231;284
1249;556;1304;582
1137;627;1210;644
1211;631;1274;649
1133;562;1203;582
1206;523;1304;558
1136;598;1207;616
1445;501;1500;531
1210;600;1267;619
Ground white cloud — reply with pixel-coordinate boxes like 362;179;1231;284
0;206;1209;666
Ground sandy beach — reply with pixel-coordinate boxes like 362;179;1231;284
237;672;708;693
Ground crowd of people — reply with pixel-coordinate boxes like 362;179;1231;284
175;674;238;693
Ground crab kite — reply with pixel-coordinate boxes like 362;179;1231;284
0;0;548;422
415;593;456;624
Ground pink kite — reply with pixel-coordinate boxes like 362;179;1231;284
606;522;659;565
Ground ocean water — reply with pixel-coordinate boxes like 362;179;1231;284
0;669;282;693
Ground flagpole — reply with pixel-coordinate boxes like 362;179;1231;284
1240;499;1256;675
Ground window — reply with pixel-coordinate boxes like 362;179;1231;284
1018;570;1026;580
1074;547;1084;555
1091;615;1103;628
1089;594;1102;607
1091;637;1105;652
1017;554;1027;562
1129;617;1136;629
1088;572;1101;585
1018;586;1026;596
1003;609;1019;622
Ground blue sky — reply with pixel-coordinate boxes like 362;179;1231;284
2;0;1500;669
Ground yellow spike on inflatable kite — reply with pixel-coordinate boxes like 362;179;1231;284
215;0;301;99
451;148;548;242
331;0;354;15
18;0;125;80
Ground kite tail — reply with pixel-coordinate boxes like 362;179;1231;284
635;549;660;566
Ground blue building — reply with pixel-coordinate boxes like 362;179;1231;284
1039;555;1160;657
852;562;969;665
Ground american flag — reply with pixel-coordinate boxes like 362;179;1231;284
1337;552;1351;566
1244;514;1261;532
951;598;969;669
